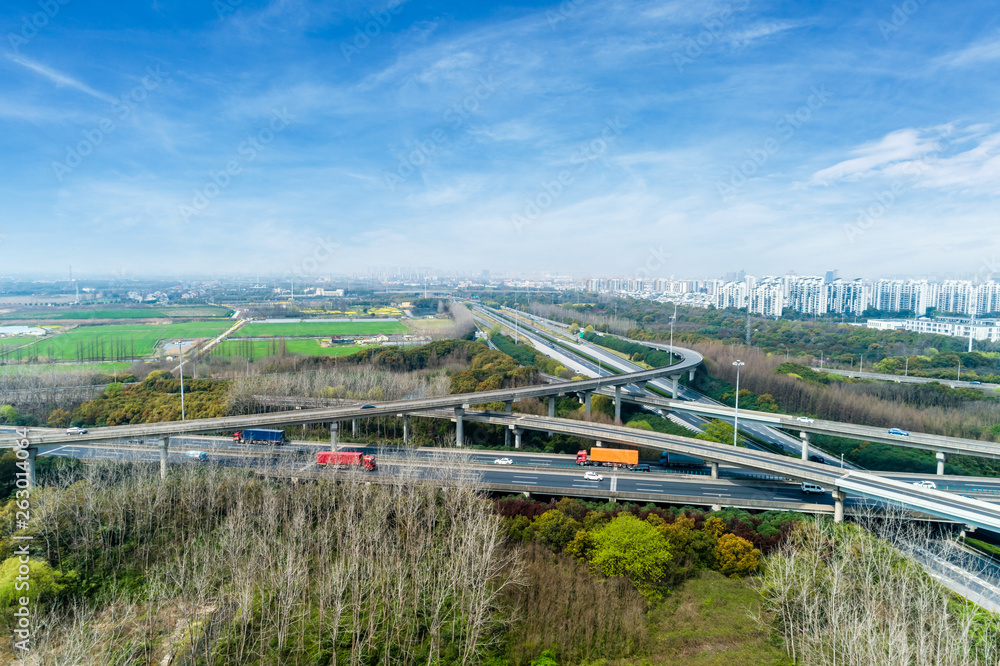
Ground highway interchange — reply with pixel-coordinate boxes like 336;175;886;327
6;309;1000;533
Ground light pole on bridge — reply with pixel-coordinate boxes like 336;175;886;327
732;360;745;447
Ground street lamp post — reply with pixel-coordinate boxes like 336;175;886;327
178;340;185;420
670;302;677;364
904;357;908;376
732;360;745;447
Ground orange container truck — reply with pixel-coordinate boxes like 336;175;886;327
575;448;638;468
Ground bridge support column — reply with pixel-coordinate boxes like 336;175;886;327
25;446;37;489
936;451;946;476
833;490;845;523
584;392;591;418
711;504;723;512
689;369;696;382
614;386;622;423
330;422;338;450
548;396;556;436
505;401;512;414
403;415;410;445
710;462;719;479
670;374;680;399
522;491;531;498
505;427;510;447
159;436;169;480
513;427;523;449
454;408;464;447
800;431;810;461
352;418;358;438
636;381;647;393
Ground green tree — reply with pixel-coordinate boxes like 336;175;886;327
590;514;672;598
714;533;761;578
47;408;72;428
0;557;72;626
0;405;18;426
696;419;737;445
530;510;582;552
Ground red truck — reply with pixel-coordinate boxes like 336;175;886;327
317;450;377;471
576;448;638;468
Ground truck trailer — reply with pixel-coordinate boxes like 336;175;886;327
234;429;286;445
576;448;638;468
659;451;705;467
317;450;377;471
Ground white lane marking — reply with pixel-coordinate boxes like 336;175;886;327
635;485;663;491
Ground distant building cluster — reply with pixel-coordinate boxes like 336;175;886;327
585;274;1000;318
867;317;1000;343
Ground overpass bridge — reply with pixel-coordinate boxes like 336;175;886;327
614;392;1000;474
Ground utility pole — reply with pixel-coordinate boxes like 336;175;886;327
732;360;745;447
179;341;185;420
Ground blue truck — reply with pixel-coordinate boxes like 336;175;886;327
234;429;286;445
659;451;705;467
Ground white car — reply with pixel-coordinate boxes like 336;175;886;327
493;457;513;465
66;427;88;435
913;480;937;490
583;471;604;481
796;417;815;423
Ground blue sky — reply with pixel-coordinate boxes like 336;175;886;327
0;0;998;280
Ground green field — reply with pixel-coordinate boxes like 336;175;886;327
0;361;133;376
236;321;407;338
0;305;233;320
12;322;232;362
212;339;365;359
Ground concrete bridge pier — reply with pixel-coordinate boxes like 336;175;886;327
505;401;512;414
352;418;358;438
936;451;946;476
614;386;622;423
670;374;681;399
688;369;696;382
159;436;169;480
513;427;523;449
584;392;592;418
402;415;410;445
833;490;845;523
454;407;464;447
330;422;339;450
548;396;556;436
25;446;37;489
635;381;647;393
800;431;810;461
710;461;719;479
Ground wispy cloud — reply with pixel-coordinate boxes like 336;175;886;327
934;31;1000;68
810;128;944;184
6;54;116;104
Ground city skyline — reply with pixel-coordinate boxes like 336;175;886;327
1;1;998;276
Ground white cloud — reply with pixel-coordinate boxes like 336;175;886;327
6;55;116;104
811;128;944;184
935;31;1000;68
810;125;1000;195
